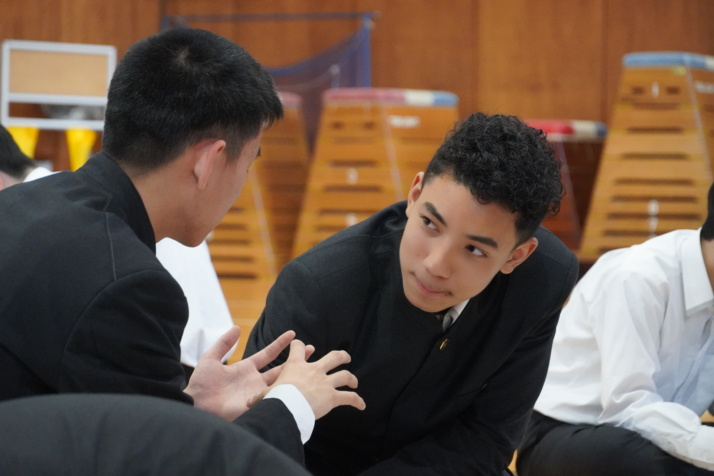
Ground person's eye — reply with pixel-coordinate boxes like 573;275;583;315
466;244;485;257
421;216;437;229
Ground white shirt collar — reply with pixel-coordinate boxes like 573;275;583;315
444;299;469;326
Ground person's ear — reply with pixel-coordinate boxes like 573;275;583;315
405;172;425;217
500;237;538;274
193;139;226;190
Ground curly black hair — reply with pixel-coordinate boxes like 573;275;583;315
424;112;563;244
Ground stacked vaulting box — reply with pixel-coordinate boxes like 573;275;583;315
526;119;608;251
208;168;276;360
293;87;459;257
255;92;310;269
579;52;714;263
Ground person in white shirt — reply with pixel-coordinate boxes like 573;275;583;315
517;183;714;475
0;124;234;377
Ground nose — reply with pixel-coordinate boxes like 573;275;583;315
423;239;452;278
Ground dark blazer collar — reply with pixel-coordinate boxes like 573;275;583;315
77;152;156;252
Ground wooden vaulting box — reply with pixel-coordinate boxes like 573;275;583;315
292;87;459;257
254;92;310;269
525;119;608;252
579;52;714;263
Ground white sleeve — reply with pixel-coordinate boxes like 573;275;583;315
594;271;714;470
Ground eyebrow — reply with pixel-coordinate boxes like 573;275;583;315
424;201;499;250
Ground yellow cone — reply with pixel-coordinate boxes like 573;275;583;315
7;126;39;158
66;129;97;171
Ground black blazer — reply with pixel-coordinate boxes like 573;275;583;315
246;202;579;475
0;153;303;462
0;394;310;476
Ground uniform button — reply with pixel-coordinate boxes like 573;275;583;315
439;339;449;351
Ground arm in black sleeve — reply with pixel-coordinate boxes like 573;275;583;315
233;398;306;465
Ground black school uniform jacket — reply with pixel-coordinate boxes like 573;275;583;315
0;394;310;476
246;202;579;475
0;153;303;462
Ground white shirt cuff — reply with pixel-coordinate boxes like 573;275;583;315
264;384;315;443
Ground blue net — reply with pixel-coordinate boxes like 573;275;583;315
161;12;375;152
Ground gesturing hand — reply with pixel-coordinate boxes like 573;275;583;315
251;339;367;419
184;326;296;421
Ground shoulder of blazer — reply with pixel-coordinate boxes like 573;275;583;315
502;226;578;313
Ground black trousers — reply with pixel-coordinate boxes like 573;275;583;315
517;411;714;476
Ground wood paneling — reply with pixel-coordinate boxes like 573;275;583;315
603;0;714;122
163;0;367;67
2;0;714;164
477;0;604;120
0;0;160;168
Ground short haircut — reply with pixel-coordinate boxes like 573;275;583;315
0;125;36;179
424;112;562;244
700;182;714;241
103;27;283;172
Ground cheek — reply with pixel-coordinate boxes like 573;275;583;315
456;263;500;295
400;228;422;265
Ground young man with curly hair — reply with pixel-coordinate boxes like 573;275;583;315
245;112;579;475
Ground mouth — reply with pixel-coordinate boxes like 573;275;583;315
414;275;447;297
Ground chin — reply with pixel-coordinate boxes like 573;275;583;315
168;232;204;248
403;285;442;313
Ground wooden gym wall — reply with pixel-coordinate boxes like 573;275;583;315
1;0;714;166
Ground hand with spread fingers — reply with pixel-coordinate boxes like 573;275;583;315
252;339;366;419
185;326;297;421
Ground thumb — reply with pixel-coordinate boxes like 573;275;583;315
247;388;270;409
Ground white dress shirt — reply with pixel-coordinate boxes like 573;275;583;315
24;165;53;181
155;238;234;367
535;229;714;470
441;299;469;330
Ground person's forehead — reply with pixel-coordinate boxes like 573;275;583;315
419;176;519;245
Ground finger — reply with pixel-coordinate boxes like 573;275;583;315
248;330;296;369
304;344;315;361
200;326;241;362
261;365;283;386
285;339;307;363
332;391;366;412
327;369;359;390
315;349;351;371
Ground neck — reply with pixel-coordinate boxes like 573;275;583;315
123;155;198;246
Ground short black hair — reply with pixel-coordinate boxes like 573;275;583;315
0;125;36;179
103;27;283;172
424;112;562;244
700;182;714;241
